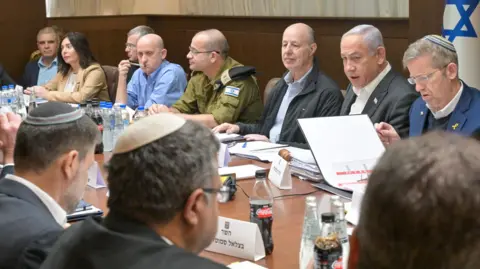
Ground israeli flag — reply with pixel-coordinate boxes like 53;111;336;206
443;0;480;89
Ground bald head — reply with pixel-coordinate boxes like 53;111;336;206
136;34;167;75
137;34;164;49
284;23;315;44
194;29;229;58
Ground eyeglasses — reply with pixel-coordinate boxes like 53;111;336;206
407;65;448;85
125;43;136;49
189;46;220;55
203;185;231;203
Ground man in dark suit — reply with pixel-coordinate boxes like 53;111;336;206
21;27;59;88
376;35;480;145
212;23;343;149
0;102;99;269
41;114;229;269
340;24;418;138
0;63;16;86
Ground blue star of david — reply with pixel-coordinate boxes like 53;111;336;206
442;0;479;42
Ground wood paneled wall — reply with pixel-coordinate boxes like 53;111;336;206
0;0;46;83
46;0;408;18
47;15;409;92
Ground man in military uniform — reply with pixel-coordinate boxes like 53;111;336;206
148;29;263;128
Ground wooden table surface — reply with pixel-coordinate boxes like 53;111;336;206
83;154;335;269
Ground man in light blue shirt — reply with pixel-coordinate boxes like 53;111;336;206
21;27;59;88
116;34;186;109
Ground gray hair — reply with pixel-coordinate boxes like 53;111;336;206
106;120;220;225
342;24;384;55
128;25;155;38
402;38;459;71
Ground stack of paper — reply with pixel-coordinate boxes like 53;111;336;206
228;141;288;161
228;261;267;269
288;147;323;181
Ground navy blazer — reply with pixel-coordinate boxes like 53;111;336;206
21;61;40;88
0;178;63;269
0;63;16;86
410;82;480;136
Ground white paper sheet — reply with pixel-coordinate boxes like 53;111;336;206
219;165;266;180
298;115;385;191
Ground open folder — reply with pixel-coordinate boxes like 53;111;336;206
298;115;385;193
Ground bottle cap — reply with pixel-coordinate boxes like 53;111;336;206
321;212;335;223
255;170;266;178
138;106;145;111
120;104;126;109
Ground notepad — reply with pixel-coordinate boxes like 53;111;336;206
228;261;267;269
219;165;266;180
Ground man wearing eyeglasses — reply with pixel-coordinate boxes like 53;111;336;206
40;113;230;269
340;25;418;138
117;25;154;84
148;29;263;128
376;35;480;145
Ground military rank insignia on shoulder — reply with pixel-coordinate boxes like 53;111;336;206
224;86;241;97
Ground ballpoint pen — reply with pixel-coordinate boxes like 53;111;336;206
242;142;247;148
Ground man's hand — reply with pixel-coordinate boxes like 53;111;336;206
244;134;270;142
24;86;48;98
0;113;21;164
212;123;240;134
148;104;171;115
375;122;401;146
118;60;131;78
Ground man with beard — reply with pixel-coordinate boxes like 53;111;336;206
40;113;229;269
0;102;99;269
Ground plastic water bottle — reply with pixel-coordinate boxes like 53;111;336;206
102;104;114;152
112;104;124;147
299;196;321;269
7;85;17;112
119;104;130;128
14;85;27;119
132;106;147;122
249;170;274;255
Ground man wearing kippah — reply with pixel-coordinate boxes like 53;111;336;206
41;114;230;269
376;35;480;145
0;102;99;269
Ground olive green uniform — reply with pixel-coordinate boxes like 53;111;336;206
172;57;263;124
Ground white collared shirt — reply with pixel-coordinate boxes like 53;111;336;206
349;63;392;115
5;174;67;226
427;82;464;119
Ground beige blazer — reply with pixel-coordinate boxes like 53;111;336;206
44;63;110;103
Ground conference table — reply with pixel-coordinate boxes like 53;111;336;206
83;153;337;269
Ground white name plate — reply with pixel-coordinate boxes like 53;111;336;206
205;216;266;261
268;154;292;189
218;142;231;168
87;161;106;189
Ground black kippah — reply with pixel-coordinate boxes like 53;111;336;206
25;102;84;126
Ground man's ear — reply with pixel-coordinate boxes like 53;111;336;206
59;150;79;182
376;46;386;65
161;48;167;60
182;188;205;226
348;228;360;269
445;62;458;80
310;43;317;56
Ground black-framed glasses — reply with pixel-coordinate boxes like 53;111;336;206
189;46;220;55
203;185;231;203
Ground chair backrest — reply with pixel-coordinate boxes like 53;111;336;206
264;77;281;104
102;65;119;102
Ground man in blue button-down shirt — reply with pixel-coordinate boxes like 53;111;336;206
116;34;186;110
21;27;59;88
